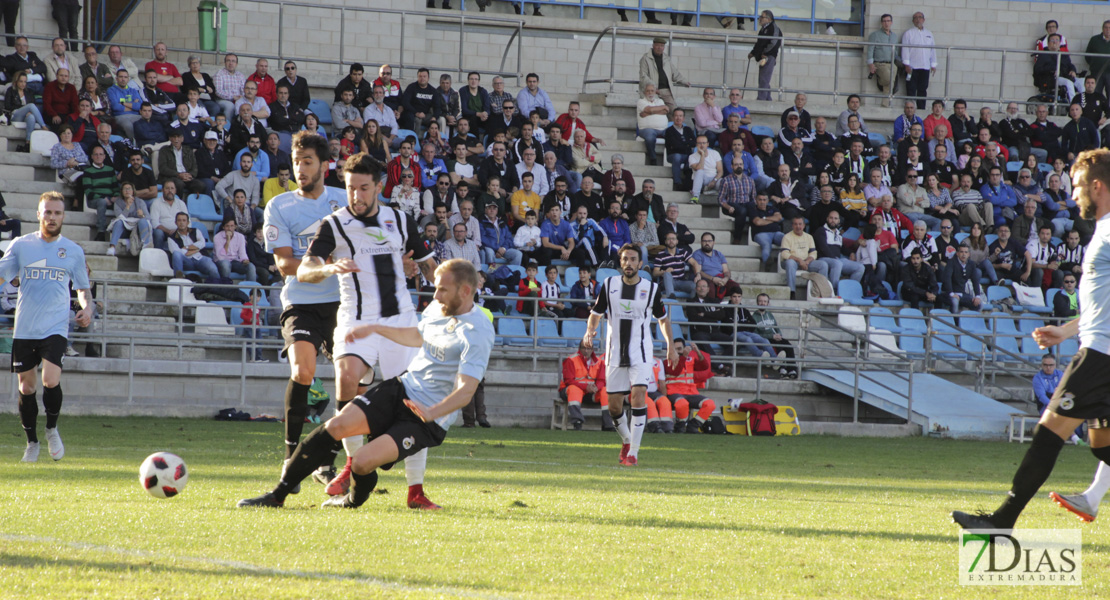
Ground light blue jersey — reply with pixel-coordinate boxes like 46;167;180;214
1079;213;1110;354
263;186;348;307
0;233;89;340
401;301;494;431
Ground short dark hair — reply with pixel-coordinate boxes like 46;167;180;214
525;210;537;219
349;62;364;74
909;248;922;257
342;152;385;182
221;216;237;229
291;131;330;164
417;67;429;75
847;94;860;103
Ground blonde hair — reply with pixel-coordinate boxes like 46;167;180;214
39;191;66;207
435;258;478;292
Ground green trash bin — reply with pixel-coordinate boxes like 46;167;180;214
197;1;228;53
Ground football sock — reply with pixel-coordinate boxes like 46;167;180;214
628;407;647;458
18;392;37;443
343;434;364;461
349;469;378;507
283;379;311;460
696;400;716;422
405;448;428;486
274;425;338;501
1083;447;1110;506
42;385;62;429
993;425;1066;527
612;412;631;445
673;398;690;420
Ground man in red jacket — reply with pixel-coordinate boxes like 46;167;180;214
42;68;78;130
665;338;717;433
553;101;604;146
559;342;613;431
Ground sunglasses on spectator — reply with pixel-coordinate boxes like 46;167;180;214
941;226;952;229
503;105;514;110
402;174;414;179
285;66;295;71
382;71;392;76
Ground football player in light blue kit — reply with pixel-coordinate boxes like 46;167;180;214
263;131;348;491
237;258;494;508
0;192;92;463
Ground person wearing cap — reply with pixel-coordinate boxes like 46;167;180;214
639;37;691;115
196;129;230;199
157;128;205;196
748;10;782;102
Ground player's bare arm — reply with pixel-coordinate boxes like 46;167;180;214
297;255;359;283
272;246;301;277
408;374;481;422
75;288;93;328
583;312;602;349
660;312;678;367
345;324;422;347
1034;318;1080;349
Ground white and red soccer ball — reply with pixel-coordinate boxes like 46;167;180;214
139;452;189;499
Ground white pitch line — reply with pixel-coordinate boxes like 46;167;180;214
0;533;518;600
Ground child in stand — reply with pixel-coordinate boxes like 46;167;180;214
476;270;507;315
857;223;884;298
568;266;599;319
513;210;542;267
540;265;573;320
339;126;358;159
238;286;267;362
516;261;543;315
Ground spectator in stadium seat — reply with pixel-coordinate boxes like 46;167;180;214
930;145;959;188
5;37;45;96
330;87;364;141
864;167;894;208
145;42;182;102
182;87;214;129
262;132;291;180
539;203;586;267
999;101;1038;162
936;241;981;310
196;130;230;198
947;99;977;145
488;97;524;141
988;223;1034;285
1058;229;1084;280
421;142;449;189
138;68;176;125
213;216;257;282
434;73;461;136
276;61;308;110
900;248;937;308
213;53;246;122
516;72;554;128
814;211;864;292
569;205;608;267
718;160;755;244
628;207;658;264
693;232;739;298
245;59;275;105
925;174;960;228
746;193;782;271
333;62;371;111
149;181;187;250
442;222;481;272
262;163;297;208
752;293;797;377
748;10;782;102
721;88;751;130
930;125;960;167
1061;102;1099;162
893;101;923;143
605;179;629;215
246;223;277;286
835;94;868;137
780;93;811;130
559;342;612;431
511;172;543;227
657;203;694;249
1030;104;1064;161
479;201;521;266
901;12;936;110
1053;273;1079;320
598;154;633;199
922;100;949;141
89;121;131;171
42;37;75;83
119;150;157;203
637;83;668;167
165;103;203;151
687;279;733;357
896;169;941;230
542;151;573;198
233;133;269;183
900;220;939;268
569;266;600;319
157;129;204;196
719;287;776;361
459;72;490;136
215;152;261;213
447;199;481;248
42;67;76;130
479;141;519;202
571;174;604;221
541;175;571;219
653;231;699;299
571;129;604;183
384;138;421;198
400;68;436;136
808;183;849;234
780;215;826;299
371;63;402;115
268;85;305;150
180;56;219;120
167;211;217;278
664;108;697;191
103;44;137;86
778;111;814;153
980;165;1020;227
839;114;871;159
767;163;807;222
80;45;113;92
718;113;758;157
692;87;725;148
105;181;149;255
1032;353;1064;414
515;147;548;198
105;69;141;140
638;37;690;114
597;200;630;264
1028;224;1060;288
233;80;269;128
688;134;722;205
865;144;895;188
894;146;927;189
783;137;816;185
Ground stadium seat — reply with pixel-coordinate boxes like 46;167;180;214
896;307;926;355
868;306;903;334
536;319;565;347
751;125;775;140
165;278;205;307
666;301;687;323
309;99;332;125
1059;337;1079;362
988;312;1022;360
498;317;531;346
597;267;619;281
563;266;579;288
878;281;903;307
190;220;215;250
867;132;889;150
561;320;587;345
958;310;990;358
195;305;234;335
1017;316;1044;334
1045;288;1061;310
505;264;527;280
986;286;1023;312
842;227;861;241
394;129;417;143
1020;336;1044;359
929;310;965;358
31;130;59;156
837;280;873;306
187;194;221;226
837;305;867;332
139;248;174;277
954;232;969;243
984;234;998;246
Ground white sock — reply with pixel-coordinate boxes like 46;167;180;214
404;448;428;486
342;435;363;461
628;408;647;458
613;413;631;445
1083;460;1110;507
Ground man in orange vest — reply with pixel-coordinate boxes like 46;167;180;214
559;341;613;430
644;355;674;433
665;338;717;433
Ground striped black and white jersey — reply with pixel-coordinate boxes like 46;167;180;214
307;205;433;323
591;275;667;368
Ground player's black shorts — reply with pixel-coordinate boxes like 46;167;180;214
11;335;67;374
279;302;339;359
352;377;447;465
1048;348;1110;428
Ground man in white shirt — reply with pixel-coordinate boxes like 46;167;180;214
148;180;189;250
363;85;400;148
901;11;937;109
516;147;549;198
687;134;722;205
636;83;668;167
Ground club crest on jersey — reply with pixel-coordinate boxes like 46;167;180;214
265;225;279;242
639;290;647;299
384;220;395;232
329;200;340;211
402;436;415;450
1060;394;1075;411
57;248;66;259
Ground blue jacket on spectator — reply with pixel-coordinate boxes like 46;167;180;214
598;216;630;253
107;85;141;116
480;216;515;250
234;147;270;182
134;117;167;147
1032;368;1062;412
980;182;1019;224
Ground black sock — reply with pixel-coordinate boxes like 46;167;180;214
1091;445;1110;464
349;469;378;507
993;425;1066;527
283;379;311;459
18;392;37;443
42;385;62;430
273;425;338;501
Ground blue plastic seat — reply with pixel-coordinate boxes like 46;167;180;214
838;280;873;306
984;234;998;246
536;319;565;348
751;125;775;140
958;310;990;358
561;319;587;345
930;310;964;358
986;285;1023;313
597;267;620;281
497;317;531;346
868;306;903;333
563;266;580;288
989;311;1022;360
878;281;903;307
187;193;221;224
1017;316;1045;334
309;99;332;125
842;227;861;241
1059;337;1079;362
954;232;969;243
1045;288;1061;309
666;301;687;323
190;220;214;250
1021;336;1044;358
867;132;889;149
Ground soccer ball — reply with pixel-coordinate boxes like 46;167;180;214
139;452;189;499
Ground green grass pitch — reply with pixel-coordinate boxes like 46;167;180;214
0;416;1106;599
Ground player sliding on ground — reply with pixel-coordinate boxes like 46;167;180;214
584;244;677;466
0;192;92;463
953;148;1110;530
237;258;493;509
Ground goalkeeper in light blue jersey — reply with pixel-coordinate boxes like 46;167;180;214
0;192;92;464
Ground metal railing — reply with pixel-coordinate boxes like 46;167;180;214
581;26;1105;113
19;1;526;83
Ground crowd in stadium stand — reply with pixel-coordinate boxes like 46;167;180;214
0;14;1106;369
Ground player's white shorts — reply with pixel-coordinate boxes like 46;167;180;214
605;361;652;394
334;311;418;381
